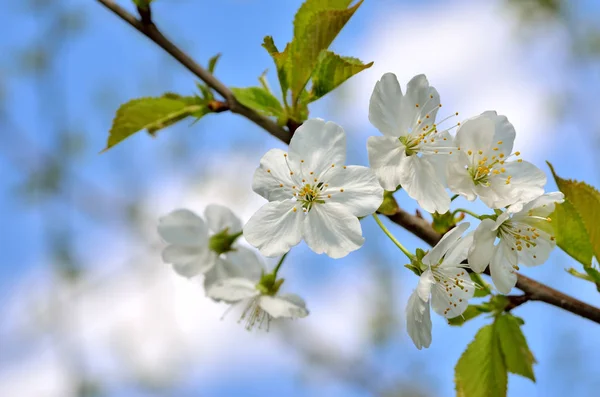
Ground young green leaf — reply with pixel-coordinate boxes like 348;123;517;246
552;200;594;266
231;87;285;119
103;95;205;152
377;190;399;216
455;324;507;397
309;51;373;102
288;0;364;104
208;53;221;74
495;314;536;382
548;162;600;265
470;273;493;298
262;37;291;100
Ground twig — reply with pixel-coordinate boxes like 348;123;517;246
97;0;600;324
97;0;292;144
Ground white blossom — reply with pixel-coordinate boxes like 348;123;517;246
468;192;564;293
446;111;546;210
157;204;245;283
367;73;456;213
406;223;475;349
206;252;308;330
244;118;384;258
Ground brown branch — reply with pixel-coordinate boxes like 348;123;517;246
97;0;600;325
97;0;292;144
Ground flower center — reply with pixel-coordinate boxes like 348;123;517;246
208;228;242;254
239;298;271;331
431;267;473;317
466;147;522;186
497;215;554;262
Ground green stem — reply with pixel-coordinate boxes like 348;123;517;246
372;213;414;260
231;230;244;240
451;194;459;202
452;208;481;220
272;252;288;277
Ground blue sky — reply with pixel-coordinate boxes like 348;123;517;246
1;1;599;396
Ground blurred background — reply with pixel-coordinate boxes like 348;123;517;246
1;0;599;396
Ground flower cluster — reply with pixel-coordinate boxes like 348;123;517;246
157;73;563;347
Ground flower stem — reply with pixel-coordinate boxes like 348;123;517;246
450;194;460;202
372;213;415;260
452;208;481;220
272;252;288;278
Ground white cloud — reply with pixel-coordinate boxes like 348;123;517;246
345;0;565;161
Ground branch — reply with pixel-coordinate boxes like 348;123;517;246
97;0;600;325
96;0;293;144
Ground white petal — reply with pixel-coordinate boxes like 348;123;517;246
252;148;297;201
304;202;364;258
204;204;243;234
417;270;435;302
442;231;474;267
406;290;432;350
511;192;564;217
430;267;474;318
423;222;470;266
243;200;304;257
367;135;406;191
206;277;259;302
162;245;215;277
158;209;208;246
398;155;450;214
446;152;478;201
454;113;496;155
402;74;440;134
490;243;518;294
259;294;309;319
323;165;384;217
288;119;346;177
468;219;497;273
488;111;516;158
369;73;405;137
483;160;546;209
203;256;247;292
224;246;265;280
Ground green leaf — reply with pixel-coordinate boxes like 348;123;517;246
288;0;363;104
309;51;372;102
231;87;285;118
455;324;507;397
262;36;291;100
208;53;221;74
103;95;205;152
377;190;399;216
496;314;536;381
552;200;595;266
548;162;600;265
448;305;485;326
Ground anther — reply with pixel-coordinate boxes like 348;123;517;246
340;189;344;192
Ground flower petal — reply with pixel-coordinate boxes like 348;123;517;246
369;73;405;137
323;165;384;217
288;119;346;177
468;219;497;273
259;294;309;319
510;192;564;217
206;277;259;302
162;245;215;277
455;113;496;155
203;256;248;293
442;231;474;267
406;289;432;350
484;160;546;209
304;202;364;258
423;222;470;266
398;155;450;214
488;111;516;158
490;243;518;294
417;269;435;302
204;204;243;234
430;267;474;318
243;200;304;257
367;135;406;191
225;246;266;281
446;152;478;201
402;74;441;135
252;148;297;201
158;209;208;246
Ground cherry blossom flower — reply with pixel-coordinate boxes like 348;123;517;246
158;204;244;280
244;119;383;258
446;111;546;210
468;192;564;293
406;223;475;349
367;73;456;213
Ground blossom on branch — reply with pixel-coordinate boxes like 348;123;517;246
468;192;564;293
367;73;456;214
406;223;475;349
244;119;384;258
446;111;546;210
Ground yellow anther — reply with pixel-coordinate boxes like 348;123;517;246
499;153;505;158
517;159;523;163
493;147;499;151
314;178;317;182
290;172;294;175
300;159;304;163
467;150;473;155
457;147;461;151
284;153;287;157
434;150;439;154
497;140;503;144
515;151;521;156
310;171;314;175
340;188;344;192
327;194;331;198
302;179;306;182
500;168;506;173
267;169;271;173
546;217;552;222
331;164;335;167
478;150;483;155
293;207;297;212
415;104;419;108
343;166;347;169
279;184;283;187
455;112;459;115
